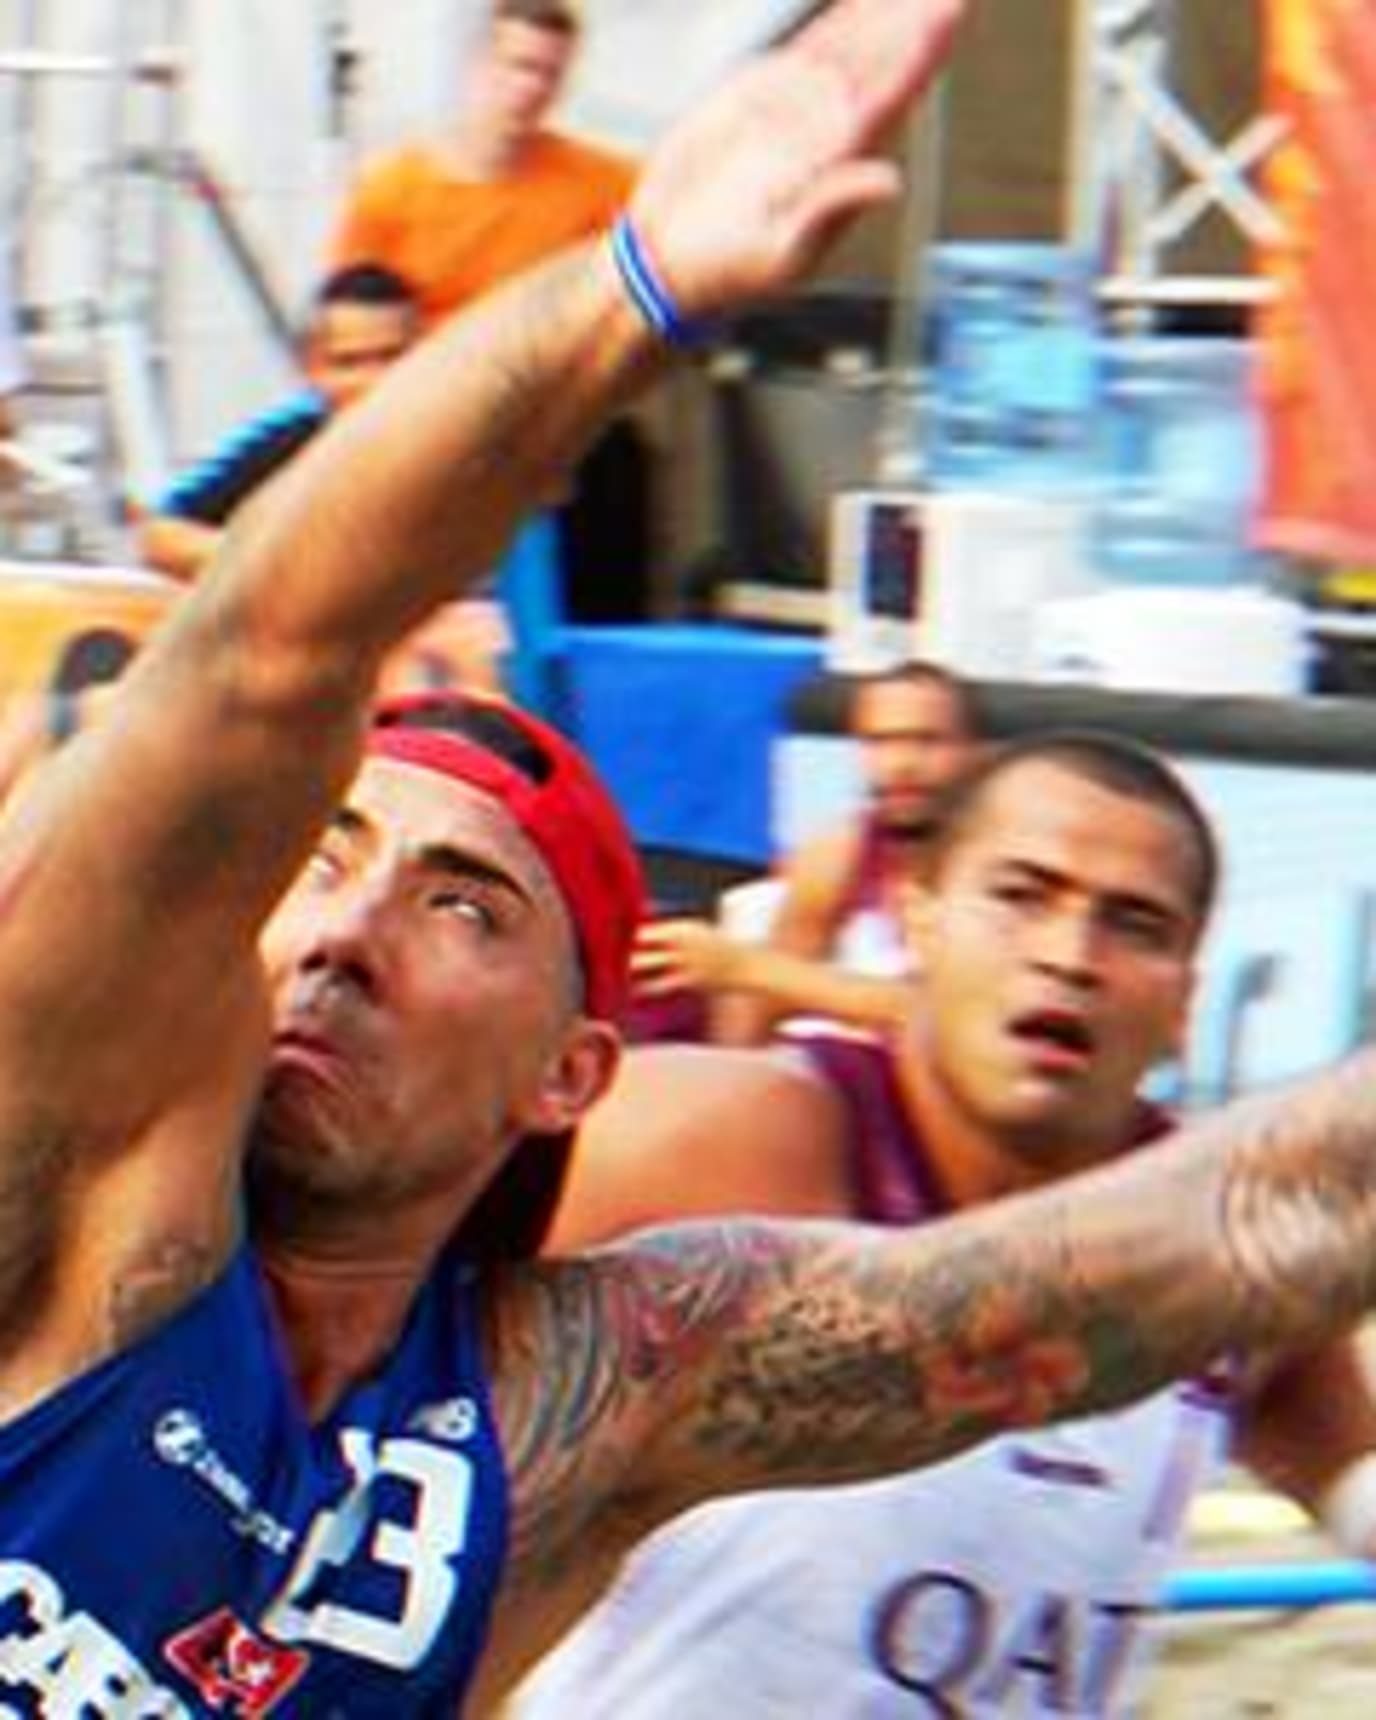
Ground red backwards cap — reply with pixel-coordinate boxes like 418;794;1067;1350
367;692;644;1021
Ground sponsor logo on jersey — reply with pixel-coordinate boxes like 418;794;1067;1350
0;1558;192;1715
164;1609;309;1718
151;1411;296;1556
407;1395;479;1445
869;1568;1148;1714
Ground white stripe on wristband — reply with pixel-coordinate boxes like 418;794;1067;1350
610;214;708;349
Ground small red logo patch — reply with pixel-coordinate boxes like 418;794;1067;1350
164;1608;309;1716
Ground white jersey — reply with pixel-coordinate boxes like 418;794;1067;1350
511;1378;1231;1718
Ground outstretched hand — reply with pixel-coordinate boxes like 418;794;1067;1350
632;918;744;998
629;0;965;316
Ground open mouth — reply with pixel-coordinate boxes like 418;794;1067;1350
1008;1007;1096;1072
270;1028;349;1083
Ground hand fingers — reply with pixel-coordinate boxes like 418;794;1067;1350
632;970;688;1000
631;946;678;979
631;943;694;996
795;0;966;146
635;918;704;952
780;160;904;272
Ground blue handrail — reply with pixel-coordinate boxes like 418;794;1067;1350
1164;1560;1376;1613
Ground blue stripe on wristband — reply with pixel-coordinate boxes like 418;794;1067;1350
610;214;710;349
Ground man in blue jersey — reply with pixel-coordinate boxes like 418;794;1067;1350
9;2;1376;1713
138;262;419;582
136;260;515;700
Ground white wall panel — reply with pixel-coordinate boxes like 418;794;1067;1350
3;0;798;467
568;0;810;146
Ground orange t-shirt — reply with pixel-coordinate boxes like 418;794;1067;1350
330;133;637;329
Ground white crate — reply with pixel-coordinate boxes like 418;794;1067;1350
827;488;1098;677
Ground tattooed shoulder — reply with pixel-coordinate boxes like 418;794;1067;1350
485;1222;807;1571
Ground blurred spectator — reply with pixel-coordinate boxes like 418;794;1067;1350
139;263;418;582
330;0;634;328
329;0;651;624
140;262;508;694
633;663;982;1044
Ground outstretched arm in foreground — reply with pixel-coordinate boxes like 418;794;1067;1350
488;1050;1376;1665
0;0;968;1377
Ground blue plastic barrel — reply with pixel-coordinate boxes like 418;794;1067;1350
924;243;1101;491
1092;337;1267;586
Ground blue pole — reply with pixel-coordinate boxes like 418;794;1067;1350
1164;1561;1376;1613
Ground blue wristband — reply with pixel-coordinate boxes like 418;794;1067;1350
610;214;709;349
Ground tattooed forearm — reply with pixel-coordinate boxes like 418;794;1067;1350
493;1051;1376;1567
682;1052;1376;1494
431;246;661;496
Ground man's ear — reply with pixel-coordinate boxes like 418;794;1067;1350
520;1019;622;1137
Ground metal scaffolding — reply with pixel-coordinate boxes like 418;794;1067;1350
1067;0;1288;313
0;0;184;551
0;0;325;555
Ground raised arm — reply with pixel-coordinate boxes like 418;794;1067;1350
495;1049;1376;1579
0;0;969;1356
0;248;660;1182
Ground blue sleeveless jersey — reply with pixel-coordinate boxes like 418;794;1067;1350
0;1244;508;1715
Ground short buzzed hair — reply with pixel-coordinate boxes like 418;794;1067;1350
849;659;983;740
301;263;418;348
492;0;580;34
926;729;1220;931
315;262;416;314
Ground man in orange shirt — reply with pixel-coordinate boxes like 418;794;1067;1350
331;0;649;624
330;0;635;329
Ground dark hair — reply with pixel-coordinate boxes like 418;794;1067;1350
848;659;983;740
314;262;417;315
373;693;553;783
926;729;1220;929
453;1131;576;1267
492;0;580;35
375;694;573;1265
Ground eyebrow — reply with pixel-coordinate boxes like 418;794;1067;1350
415;843;536;911
991;858;1187;929
863;724;959;742
328;806;537;909
328;806;369;841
